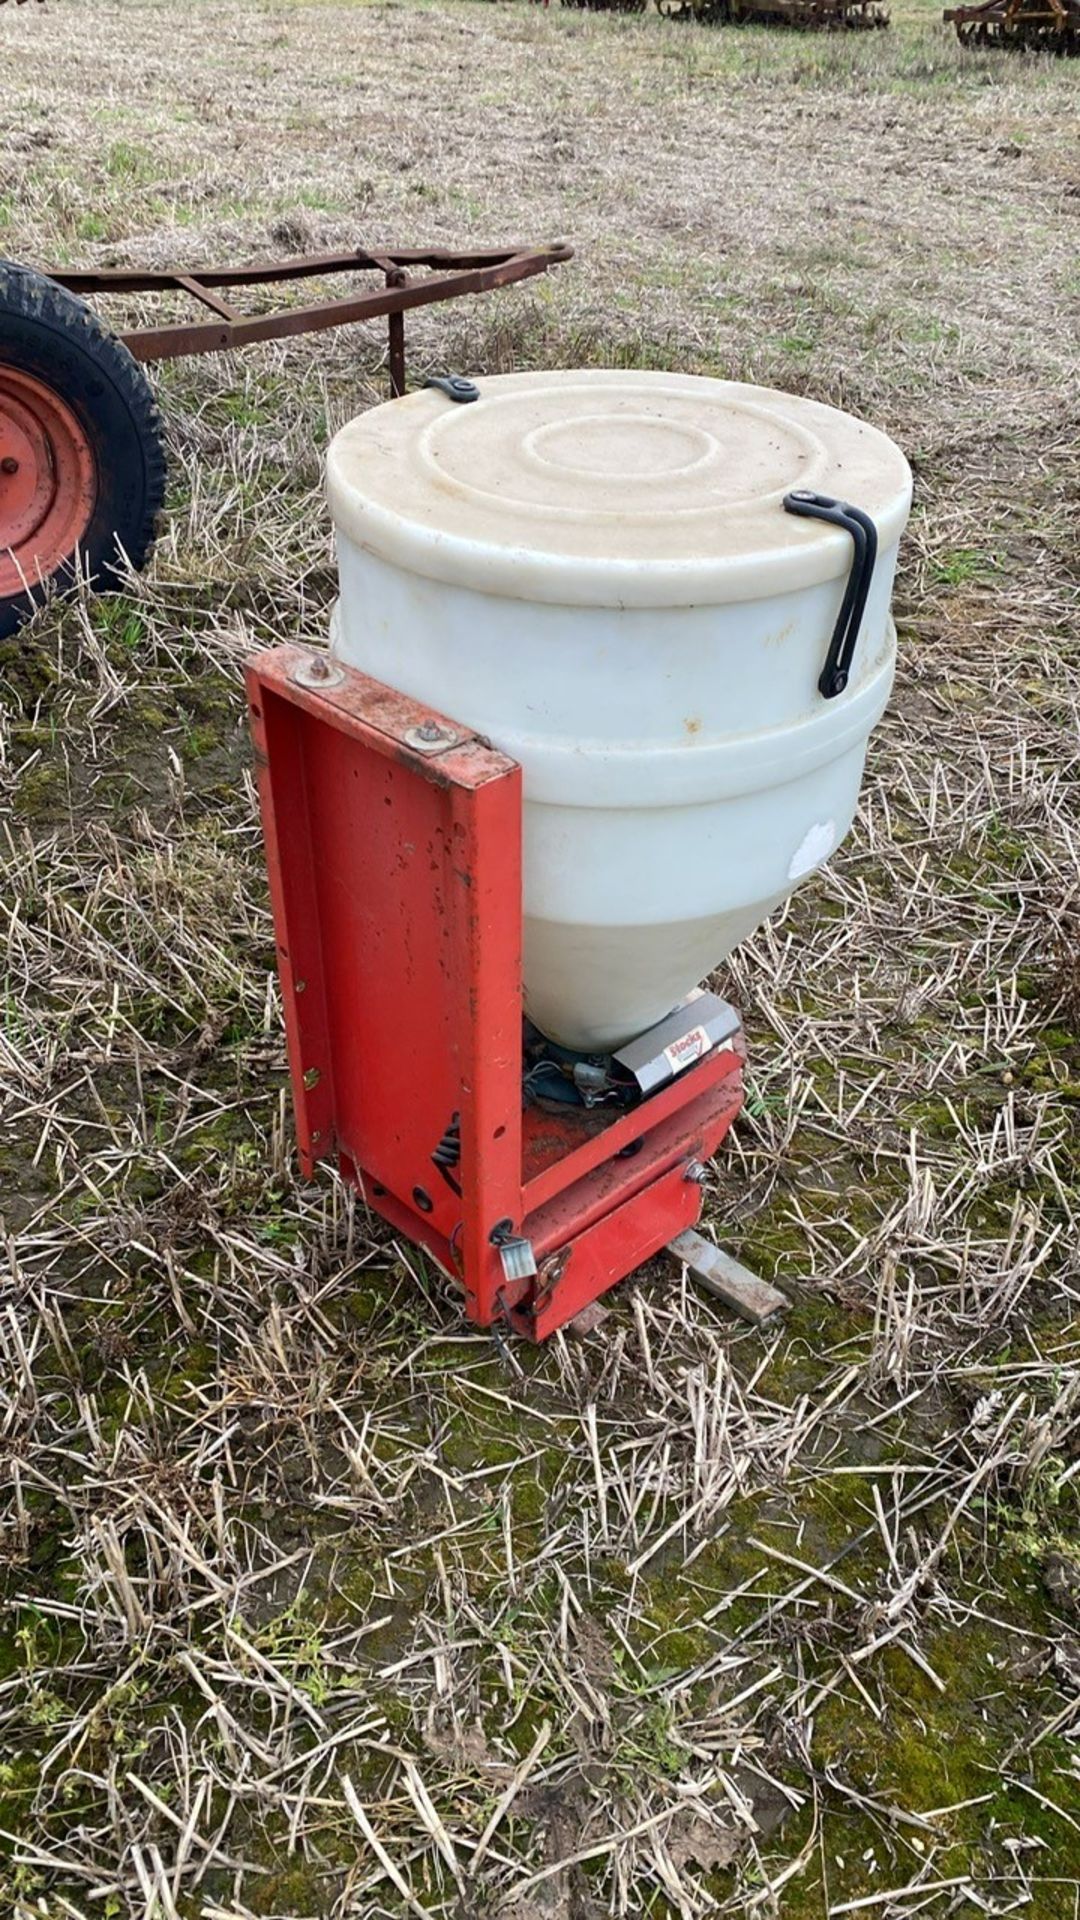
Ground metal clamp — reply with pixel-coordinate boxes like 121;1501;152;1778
490;1219;538;1283
783;490;879;700
423;375;480;404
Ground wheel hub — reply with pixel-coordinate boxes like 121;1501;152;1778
0;366;97;601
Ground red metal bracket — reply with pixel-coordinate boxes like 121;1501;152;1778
247;646;744;1340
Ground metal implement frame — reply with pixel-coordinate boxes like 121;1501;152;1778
247;644;745;1342
47;243;572;395
658;0;888;23
943;0;1077;41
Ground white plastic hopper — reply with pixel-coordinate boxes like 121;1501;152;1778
327;370;911;1052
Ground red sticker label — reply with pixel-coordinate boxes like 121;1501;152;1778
663;1024;710;1076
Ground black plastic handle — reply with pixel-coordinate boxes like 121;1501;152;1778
423;375;480;404
783;490;879;699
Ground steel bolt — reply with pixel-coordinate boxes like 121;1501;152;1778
684;1160;709;1185
402;719;457;754
290;653;345;693
0;457;18;476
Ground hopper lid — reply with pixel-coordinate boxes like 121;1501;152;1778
326;369;912;609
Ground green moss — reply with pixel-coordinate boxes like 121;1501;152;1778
0;635;60;708
182;722;223;760
634;1502;792;1649
802;1470;881;1543
181;678;235;725
766;1292;865;1363
129;699;169;733
247;1865;325;1917
813;1604;1080;1882
512;1472;548;1527
14;762;67;819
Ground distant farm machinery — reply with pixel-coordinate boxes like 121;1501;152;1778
559;0;649;11
655;0;886;23
555;0;1080;39
944;0;1079;47
560;0;887;18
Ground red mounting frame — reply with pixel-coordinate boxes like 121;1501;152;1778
246;645;745;1341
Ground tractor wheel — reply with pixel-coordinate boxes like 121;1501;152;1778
0;261;166;640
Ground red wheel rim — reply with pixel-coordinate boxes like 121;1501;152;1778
0;366;97;601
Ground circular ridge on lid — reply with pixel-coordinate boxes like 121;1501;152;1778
326;369;912;610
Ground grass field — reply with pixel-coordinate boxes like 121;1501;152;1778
2;0;1080;1914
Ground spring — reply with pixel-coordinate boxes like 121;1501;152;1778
432;1113;462;1193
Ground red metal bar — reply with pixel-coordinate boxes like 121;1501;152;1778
245;676;337;1173
445;777;525;1326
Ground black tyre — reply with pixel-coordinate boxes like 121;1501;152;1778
0;260;166;640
